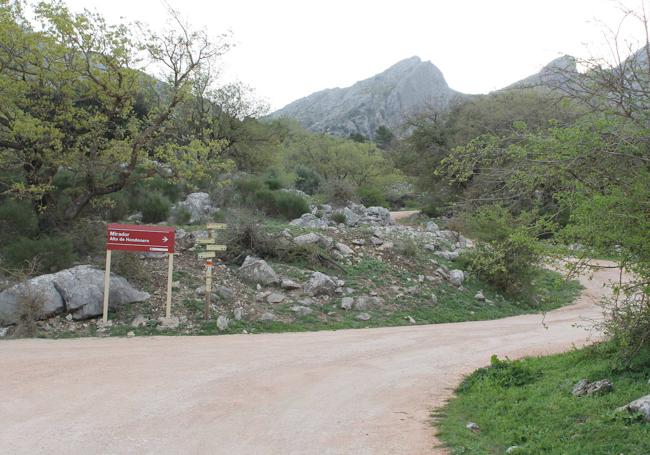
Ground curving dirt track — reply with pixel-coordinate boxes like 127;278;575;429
0;262;619;455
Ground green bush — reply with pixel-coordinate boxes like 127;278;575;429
105;191;130;222
139;192;171;223
264;175;284;191
69;220;105;256
458;205;544;294
323;179;357;205
357;185;388;208
234;176;266;203
331;212;346;224
0;199;39;242
2;235;76;273
421;203;442;218
295;166;322;195
171;206;192;225
458;355;539;392
272;191;309;220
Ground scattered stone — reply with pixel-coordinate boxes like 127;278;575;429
431;294;438;305
280;279;302;290
351;239;366;246
335;242;354;256
370;236;384;246
214;286;234;301
294;232;329;247
377;241;394;251
158;316;180;330
466;422;480;432
506;446;521;454
126;331;135;338
406;316;416;324
291;305;313;317
449;270;465;287
266;292;286;304
65;313;73;321
435;251;459;260
175;192;215;224
354;295;383;310
304;272;337;296
616;394;650;421
237;256;279;286
425;221;439;232
297;297;315;306
355;312;371;321
259;312;278;322
424;243;438;252
131;314;148;328
127;212;143;223
290;213;330;229
233;307;244;321
341;297;354;310
474;290;486;302
572;379;614;397
216;315;230;331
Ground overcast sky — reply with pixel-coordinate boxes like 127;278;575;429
63;0;648;110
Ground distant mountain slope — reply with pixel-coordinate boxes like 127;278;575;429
269;57;463;139
503;55;578;91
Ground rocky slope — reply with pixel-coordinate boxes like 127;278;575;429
503;54;578;91
269;56;463;139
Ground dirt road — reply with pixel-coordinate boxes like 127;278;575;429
0;262;618;455
390;210;420;222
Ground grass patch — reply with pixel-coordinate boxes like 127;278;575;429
436;343;650;454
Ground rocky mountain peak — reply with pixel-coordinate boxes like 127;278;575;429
269;56;461;139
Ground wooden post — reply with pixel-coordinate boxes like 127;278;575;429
166;253;174;319
204;261;213;320
102;249;112;324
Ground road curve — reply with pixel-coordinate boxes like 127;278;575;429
0;262;619;455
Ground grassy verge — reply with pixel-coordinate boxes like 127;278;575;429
435;343;650;454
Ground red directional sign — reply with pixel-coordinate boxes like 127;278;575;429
106;224;175;253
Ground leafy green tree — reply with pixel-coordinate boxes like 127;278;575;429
0;1;231;222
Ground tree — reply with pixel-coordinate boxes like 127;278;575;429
0;1;231;222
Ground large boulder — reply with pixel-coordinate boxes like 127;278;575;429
617;394;650;421
53;265;150;320
237;256;279;286
303;272;337;296
176;192;215;224
365;206;392;225
0;265;149;324
0;274;64;325
449;270;465;286
293;232;333;248
290;213;330;229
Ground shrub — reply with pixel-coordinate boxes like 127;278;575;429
357;185;388;208
421;203;442;218
295;166;322;195
234;176;266;202
2;235;76;273
323;179;357;205
272;191;309;220
331;212;346;224
264;175;284;190
112;251;149;283
0;199;39;242
395;238;419;257
139;192;171;223
105;191;130;222
69;220;105;256
171;206;192;225
458;355;539;392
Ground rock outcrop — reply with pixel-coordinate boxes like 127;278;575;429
0;265;150;324
269;56;463;139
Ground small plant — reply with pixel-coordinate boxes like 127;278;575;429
171;206;192;225
395;238;419;257
272;191;309;220
0;198;39;243
112;251;149;283
139;192;171;223
331;212;347;224
458;355;539;392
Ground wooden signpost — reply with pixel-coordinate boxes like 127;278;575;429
198;223;227;320
103;224;176;323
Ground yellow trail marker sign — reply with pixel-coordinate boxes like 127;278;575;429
197;238;216;245
206;223;227;230
206;244;227;251
197;251;216;259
